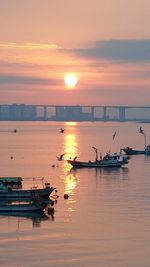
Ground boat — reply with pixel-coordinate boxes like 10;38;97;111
0;181;58;200
120;147;145;155
67;152;129;168
121;145;150;155
0;201;47;212
121;127;150;156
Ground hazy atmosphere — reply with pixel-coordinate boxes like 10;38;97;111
0;0;150;105
1;2;150;267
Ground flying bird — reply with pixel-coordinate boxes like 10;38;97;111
113;131;116;140
139;127;145;135
56;153;66;161
60;128;65;133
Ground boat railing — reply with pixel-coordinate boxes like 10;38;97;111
21;177;51;188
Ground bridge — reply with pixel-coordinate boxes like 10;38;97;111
0;104;150;122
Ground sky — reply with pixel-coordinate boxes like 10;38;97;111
0;0;150;105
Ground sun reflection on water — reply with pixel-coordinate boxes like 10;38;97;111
65;174;77;195
64;133;78;172
63;127;79;196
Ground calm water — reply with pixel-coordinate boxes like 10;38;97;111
0;121;150;267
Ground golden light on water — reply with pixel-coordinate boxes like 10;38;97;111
65;174;77;195
63;131;79;195
64;133;78;159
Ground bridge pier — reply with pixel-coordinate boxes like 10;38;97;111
91;106;95;120
103;107;107;121
43;106;47;120
119;107;126;121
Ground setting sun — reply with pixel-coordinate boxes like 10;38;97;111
64;73;78;88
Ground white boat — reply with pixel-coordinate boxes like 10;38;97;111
67;152;129;168
0;201;47;212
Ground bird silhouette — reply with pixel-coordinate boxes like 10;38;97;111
139;127;144;134
60;128;65;133
56;153;66;161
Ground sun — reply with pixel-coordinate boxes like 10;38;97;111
64;73;78;88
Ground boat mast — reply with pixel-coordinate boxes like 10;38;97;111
144;134;147;149
92;146;98;162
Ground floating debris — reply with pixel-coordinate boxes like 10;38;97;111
52;164;56;168
64;193;69;199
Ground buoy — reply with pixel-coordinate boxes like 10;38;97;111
52;164;55;168
64;193;69;199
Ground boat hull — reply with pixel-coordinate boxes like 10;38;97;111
0;187;57;199
67;160;126;168
121;148;145;155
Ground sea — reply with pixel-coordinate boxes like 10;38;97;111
0;121;150;267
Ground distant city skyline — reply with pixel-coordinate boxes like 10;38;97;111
0;1;150;105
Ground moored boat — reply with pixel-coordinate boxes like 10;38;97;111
0;181;58;200
121;127;150;156
121;145;150;155
67;152;129;168
120;147;145;155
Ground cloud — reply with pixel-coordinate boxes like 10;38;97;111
0;74;60;85
67;40;150;62
0;42;60;50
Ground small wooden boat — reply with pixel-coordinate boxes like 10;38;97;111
0;201;47;212
120;147;145;155
0;181;58;200
121;145;150;155
121;127;150;156
67;152;129;168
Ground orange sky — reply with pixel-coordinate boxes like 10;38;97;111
0;0;150;105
